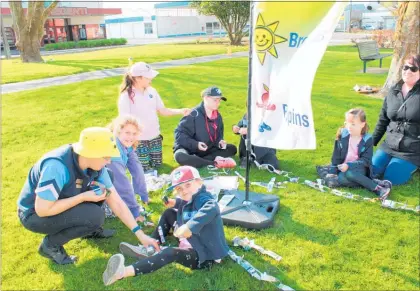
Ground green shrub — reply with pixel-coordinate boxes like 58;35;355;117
44;38;127;51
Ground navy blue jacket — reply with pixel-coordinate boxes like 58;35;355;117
329;128;373;176
18;145;103;216
173;102;224;154
174;185;229;264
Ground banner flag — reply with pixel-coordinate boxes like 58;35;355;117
250;1;347;149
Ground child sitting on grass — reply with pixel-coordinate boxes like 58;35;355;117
233;112;280;169
323;108;392;200
102;165;229;286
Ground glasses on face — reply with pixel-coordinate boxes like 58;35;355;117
403;65;419;73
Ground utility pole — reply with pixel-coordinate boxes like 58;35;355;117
1;14;11;59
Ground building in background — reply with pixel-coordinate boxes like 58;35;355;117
104;1;225;40
361;6;396;30
0;1;121;46
155;1;224;38
335;3;396;32
105;14;158;39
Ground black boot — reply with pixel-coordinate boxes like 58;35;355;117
83;227;115;239
38;237;77;265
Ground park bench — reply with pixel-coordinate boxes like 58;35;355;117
356;40;392;73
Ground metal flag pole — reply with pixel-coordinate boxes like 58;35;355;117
245;1;255;202
220;1;279;230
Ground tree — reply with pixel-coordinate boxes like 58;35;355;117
190;1;250;45
9;0;59;63
379;1;419;96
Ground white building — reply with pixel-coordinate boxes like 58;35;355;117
361;7;396;30
104;1;225;40
1;1;121;46
155;1;224;38
105;15;158;40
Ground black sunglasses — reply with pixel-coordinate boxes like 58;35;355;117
403;65;419;73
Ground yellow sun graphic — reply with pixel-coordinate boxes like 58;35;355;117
255;13;288;65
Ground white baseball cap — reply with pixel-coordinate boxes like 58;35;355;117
130;62;159;79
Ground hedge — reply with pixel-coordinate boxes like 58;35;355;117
44;38;127;51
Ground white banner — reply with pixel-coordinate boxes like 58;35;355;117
250;1;347;149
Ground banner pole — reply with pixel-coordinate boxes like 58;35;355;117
245;1;254;202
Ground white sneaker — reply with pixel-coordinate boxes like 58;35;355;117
103;254;125;286
119;242;154;259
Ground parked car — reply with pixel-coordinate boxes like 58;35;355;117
362;24;376;30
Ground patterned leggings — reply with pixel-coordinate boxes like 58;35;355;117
136;135;163;171
132;247;200;275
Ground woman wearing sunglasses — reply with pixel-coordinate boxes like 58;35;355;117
371;54;420;185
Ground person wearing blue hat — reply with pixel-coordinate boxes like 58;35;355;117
103;165;229;286
173;86;237;169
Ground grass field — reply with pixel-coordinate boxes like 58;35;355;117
1;43;248;84
1;46;419;290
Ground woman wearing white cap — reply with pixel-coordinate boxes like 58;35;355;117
118;62;192;172
17;127;160;265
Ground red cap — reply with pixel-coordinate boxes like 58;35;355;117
167;166;201;191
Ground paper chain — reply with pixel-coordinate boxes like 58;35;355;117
228;249;294;291
235;163;420;214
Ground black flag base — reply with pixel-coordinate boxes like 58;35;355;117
220;190;279;230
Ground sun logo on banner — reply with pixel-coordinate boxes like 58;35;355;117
255;13;288;65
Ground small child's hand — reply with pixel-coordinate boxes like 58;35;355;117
232;125;240;133
174;225;192;238
182;108;192;116
198;142;208;151
338;164;349;172
239;128;248;135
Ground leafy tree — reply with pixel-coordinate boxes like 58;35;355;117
190;1;250;45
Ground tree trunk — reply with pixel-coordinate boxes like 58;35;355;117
18;34;44;62
379;1;420;97
10;1;59;63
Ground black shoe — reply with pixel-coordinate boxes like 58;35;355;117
323;175;340;188
240;158;247;169
83;227;116;239
373;179;392;189
38;238;77;265
374;185;391;201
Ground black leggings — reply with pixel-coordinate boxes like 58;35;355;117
133;208;213;275
132;247;200;275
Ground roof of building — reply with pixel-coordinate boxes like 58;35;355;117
154;1;190;9
344;4;367;11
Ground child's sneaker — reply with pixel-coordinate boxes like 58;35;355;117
103;254;125;286
119;242;155;259
373;179;392;189
374;185;391;201
214;156;236;169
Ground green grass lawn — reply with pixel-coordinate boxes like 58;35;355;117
1;43;248;85
1;46;419;290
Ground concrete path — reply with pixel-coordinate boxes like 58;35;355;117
2;51;248;94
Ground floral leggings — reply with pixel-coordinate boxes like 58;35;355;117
136;135;163;171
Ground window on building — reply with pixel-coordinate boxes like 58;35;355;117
144;23;153;34
213;22;220;30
